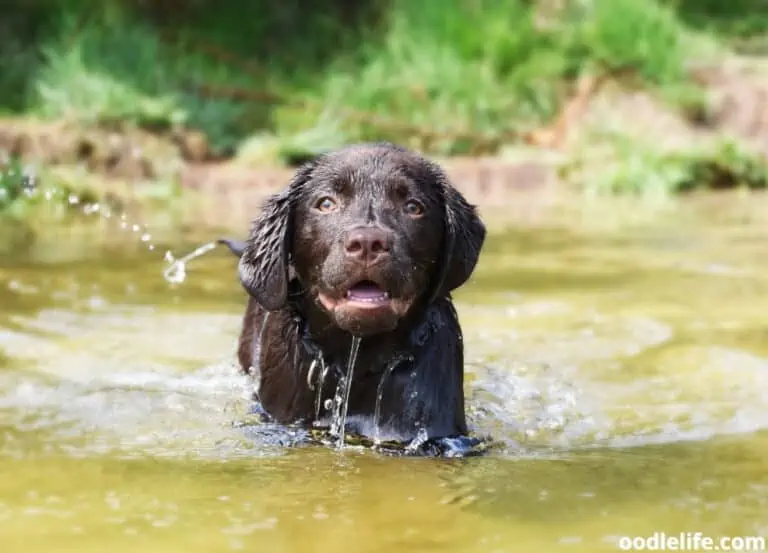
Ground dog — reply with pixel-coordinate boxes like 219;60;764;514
222;142;485;452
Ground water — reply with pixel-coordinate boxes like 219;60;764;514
1;191;768;552
373;355;414;446
163;241;221;285
309;353;329;422
328;337;362;448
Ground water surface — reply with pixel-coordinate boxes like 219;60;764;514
1;193;767;552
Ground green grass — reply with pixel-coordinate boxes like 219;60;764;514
1;1;382;155
275;0;712;155
30;9;251;155
1;0;767;196
561;133;768;196
1;0;717;155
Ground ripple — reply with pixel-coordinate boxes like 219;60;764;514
1;295;767;461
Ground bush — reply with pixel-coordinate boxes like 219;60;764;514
0;0;717;159
562;134;768;196
275;0;708;155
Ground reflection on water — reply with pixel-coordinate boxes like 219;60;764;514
1;193;767;552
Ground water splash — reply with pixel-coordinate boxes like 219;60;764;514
308;354;330;422
405;427;430;455
329;336;362;448
3;163;165;255
373;354;414;445
162;241;220;285
7;165;236;288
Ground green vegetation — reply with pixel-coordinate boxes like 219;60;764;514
562;135;768;197
1;0;711;151
0;0;767;202
0;156;62;218
0;157;33;213
0;155;98;218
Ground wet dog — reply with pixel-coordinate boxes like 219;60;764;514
222;143;485;452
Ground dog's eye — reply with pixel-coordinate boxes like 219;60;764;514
403;200;425;217
315;196;338;212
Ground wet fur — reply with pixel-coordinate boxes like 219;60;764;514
228;143;485;444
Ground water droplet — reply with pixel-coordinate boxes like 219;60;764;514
132;224;140;232
328;337;361;448
405;427;430;454
68;194;80;205
83;204;96;215
162;241;220;285
140;233;151;243
163;261;187;285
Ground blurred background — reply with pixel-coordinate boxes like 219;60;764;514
1;0;768;215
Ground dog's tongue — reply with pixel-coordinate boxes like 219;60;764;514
347;281;388;300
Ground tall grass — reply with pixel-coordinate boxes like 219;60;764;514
31;8;257;154
278;0;709;154
0;0;734;157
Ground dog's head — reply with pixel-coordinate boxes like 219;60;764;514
238;143;485;336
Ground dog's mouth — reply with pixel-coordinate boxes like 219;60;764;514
316;278;412;335
345;280;390;307
317;278;397;314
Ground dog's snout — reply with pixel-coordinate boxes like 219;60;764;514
344;226;391;265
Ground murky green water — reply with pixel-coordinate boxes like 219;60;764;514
1;193;767;552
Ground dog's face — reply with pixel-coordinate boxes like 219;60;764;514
290;146;446;335
238;143;485;336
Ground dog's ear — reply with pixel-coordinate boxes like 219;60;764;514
237;163;315;310
217;238;246;258
430;175;486;302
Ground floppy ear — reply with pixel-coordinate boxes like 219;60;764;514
429;178;486;302
237;163;314;311
217;238;246;258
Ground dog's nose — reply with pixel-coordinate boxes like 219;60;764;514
344;226;391;265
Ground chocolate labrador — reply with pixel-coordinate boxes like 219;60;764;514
222;142;486;453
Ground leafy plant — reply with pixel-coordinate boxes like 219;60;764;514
0;156;36;211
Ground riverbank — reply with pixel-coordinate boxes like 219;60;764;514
2;0;768;214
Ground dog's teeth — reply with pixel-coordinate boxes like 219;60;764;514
346;287;389;302
347;292;388;302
